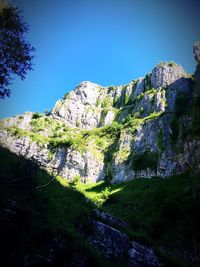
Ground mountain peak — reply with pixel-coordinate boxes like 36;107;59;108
0;41;199;184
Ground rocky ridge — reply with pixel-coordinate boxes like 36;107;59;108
0;42;200;183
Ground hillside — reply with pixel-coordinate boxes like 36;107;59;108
1;42;200;184
0;143;200;266
0;41;200;266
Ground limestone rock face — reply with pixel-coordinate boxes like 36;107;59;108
52;81;102;129
0;130;49;165
104;110;116;126
0;130;105;183
91;220;130;258
50;148;105;183
113;129;133;183
51;81;117;130
112;112;200;182
132;78;145;98
193;41;200;63
151;63;188;89
0;41;200;183
2;112;33;130
132;88;166;117
89;210;162;266
128;241;162;267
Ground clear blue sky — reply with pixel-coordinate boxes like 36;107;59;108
0;0;200;118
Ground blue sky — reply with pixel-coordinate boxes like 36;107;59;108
0;0;200;118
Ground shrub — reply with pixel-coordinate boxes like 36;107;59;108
101;97;112;109
168;61;177;67
140;106;145;115
95;98;101;107
32;112;43;119
113;95;120;107
157;129;165;152
108;85;115;93
70;174;81;186
76;120;80;128
102;122;122;137
123;114;133;125
99;109;108;125
144;73;152;90
49;135;86;153
49;137;74;148
124;93;129;105
134;92;145;103
174;92;189;117
63;92;70;100
48;151;54;161
132;151;158;171
105;163;113;183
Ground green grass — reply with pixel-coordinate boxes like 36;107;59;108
0;146;91;234
75;173;200;266
49;134;87;153
6;126;49;145
0;147;116;267
75;172;200;249
1;145;199;266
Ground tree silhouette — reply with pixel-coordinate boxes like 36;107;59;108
0;1;35;98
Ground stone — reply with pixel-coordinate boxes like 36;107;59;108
2;112;33;130
0;41;200;183
51;81;116;129
133;78;145;98
88;211;163;266
128;241;163;267
193;41;200;63
151;62;188;89
104;110;115;126
91;219;130;258
93;209;128;228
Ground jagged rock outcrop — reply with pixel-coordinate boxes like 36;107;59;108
0;129;105;183
2;112;33;130
193;41;200;63
51;81;117;130
151;62;189;88
89;210;162;266
0;42;200;183
50;148;105;183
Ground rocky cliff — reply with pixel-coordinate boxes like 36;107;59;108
1;42;200;183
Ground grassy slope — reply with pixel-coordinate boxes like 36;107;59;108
1;146;200;266
76;174;200;266
0;146;116;267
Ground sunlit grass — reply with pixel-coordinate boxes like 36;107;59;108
75;181;122;206
55;176;123;207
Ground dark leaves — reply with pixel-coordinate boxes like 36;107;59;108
0;4;35;98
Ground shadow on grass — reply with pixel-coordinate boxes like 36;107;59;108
0;146;115;267
101;172;200;266
1;146;200;267
84;181;110;193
